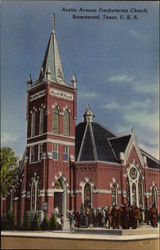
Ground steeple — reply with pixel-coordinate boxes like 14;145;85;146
39;14;65;84
83;106;95;122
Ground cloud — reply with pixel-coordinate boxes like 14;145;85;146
123;111;158;132
1;132;19;144
104;101;120;110
103;99;151;111
108;74;135;83
134;82;158;94
108;72;158;95
79;91;98;99
103;98;159;159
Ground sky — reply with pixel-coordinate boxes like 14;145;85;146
1;1;159;159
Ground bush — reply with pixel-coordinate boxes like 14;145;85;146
7;210;16;230
21;213;30;231
1;215;8;230
41;214;50;230
30;214;40;231
49;213;58;230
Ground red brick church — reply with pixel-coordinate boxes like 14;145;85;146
2;18;160;225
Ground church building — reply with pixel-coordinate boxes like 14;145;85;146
1;17;160;225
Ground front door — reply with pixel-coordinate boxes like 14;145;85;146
54;192;63;217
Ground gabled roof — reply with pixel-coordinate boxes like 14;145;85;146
109;135;131;160
141;149;160;169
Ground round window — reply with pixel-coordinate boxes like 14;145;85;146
129;167;137;180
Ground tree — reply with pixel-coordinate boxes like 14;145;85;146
41;214;50;230
49;213;58;230
21;212;30;231
0;147;18;197
30;214;40;230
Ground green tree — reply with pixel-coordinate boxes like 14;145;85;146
30;214;40;230
21;212;30;231
7;210;16;230
49;213;58;230
0;147;18;197
41;214;50;230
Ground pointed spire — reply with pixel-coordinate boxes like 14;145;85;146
83;105;95;122
38;15;65;84
52;14;55;33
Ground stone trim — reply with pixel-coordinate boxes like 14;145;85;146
93;189;112;194
77;122;88;161
27;138;74;147
76;160;121;166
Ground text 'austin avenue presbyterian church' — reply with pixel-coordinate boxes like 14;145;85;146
2;17;160;225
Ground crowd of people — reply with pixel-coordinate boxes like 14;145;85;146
70;203;158;230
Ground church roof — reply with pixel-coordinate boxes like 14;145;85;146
109;135;132;160
75;121;117;162
141;149;160;169
38;15;65;84
75;109;160;169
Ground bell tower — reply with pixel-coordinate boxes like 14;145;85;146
23;16;77;221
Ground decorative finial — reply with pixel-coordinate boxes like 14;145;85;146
71;74;77;88
52;14;55;32
83;105;95;123
27;74;32;89
131;127;135;135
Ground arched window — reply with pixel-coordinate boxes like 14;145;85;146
31;111;36;137
31;178;39;211
39;108;44;134
63;109;70;136
126;177;130;205
53;106;59;134
84;183;91;208
152;186;157;208
138;177;143;207
112;183;118;206
132;183;137;206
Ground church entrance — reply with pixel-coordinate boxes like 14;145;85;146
54;192;63;217
54;178;66;217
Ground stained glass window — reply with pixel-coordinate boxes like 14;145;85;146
152;186;157;207
31;179;39;211
84;183;91;208
132;183;136;206
31;111;36;137
138;177;143;207
126;177;130;205
64;109;70;136
39;108;44;134
53;106;59;134
112;183;118;205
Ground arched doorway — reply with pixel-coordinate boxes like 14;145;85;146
54;178;66;217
